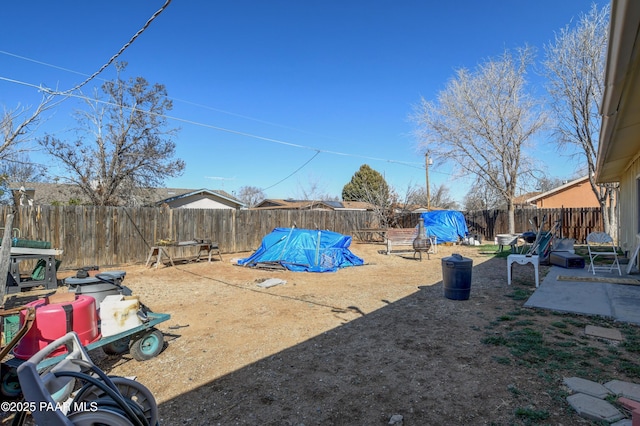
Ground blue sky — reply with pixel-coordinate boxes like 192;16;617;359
0;1;607;203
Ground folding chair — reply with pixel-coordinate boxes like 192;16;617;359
586;232;621;275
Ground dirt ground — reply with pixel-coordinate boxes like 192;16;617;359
4;242;640;425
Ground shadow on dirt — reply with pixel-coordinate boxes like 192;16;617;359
155;256;547;425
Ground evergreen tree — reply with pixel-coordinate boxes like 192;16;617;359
342;164;390;206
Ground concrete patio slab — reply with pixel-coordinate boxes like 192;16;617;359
523;264;640;325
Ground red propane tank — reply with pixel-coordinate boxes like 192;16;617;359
13;295;101;360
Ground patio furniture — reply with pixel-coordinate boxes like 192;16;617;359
145;240;222;269
507;254;540;287
506;218;560;287
385;228;436;260
5;247;63;294
352;228;387;243
586;232;621;275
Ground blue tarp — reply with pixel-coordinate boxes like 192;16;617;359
420;210;469;243
237;228;364;272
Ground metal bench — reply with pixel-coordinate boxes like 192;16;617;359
385;228;436;260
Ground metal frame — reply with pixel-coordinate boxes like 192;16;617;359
586;232;621;275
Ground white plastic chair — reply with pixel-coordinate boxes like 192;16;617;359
586;232;621;275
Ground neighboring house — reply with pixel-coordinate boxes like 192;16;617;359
596;0;640;254
8;182;243;209
514;192;542;209
253;199;375;211
393;204;448;213
9;182;87;206
393;204;428;213
525;176;601;208
156;188;244;210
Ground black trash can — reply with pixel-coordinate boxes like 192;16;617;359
442;254;473;300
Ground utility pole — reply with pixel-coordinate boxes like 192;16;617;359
425;152;432;211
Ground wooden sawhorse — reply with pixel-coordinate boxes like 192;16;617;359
145;246;175;269
194;242;223;262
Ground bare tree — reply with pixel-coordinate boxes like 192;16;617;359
1;94;58;205
361;184;398;229
536;176;567;193
295;175;339;205
0;153;46;205
463;178;503;211
1;94;57;161
404;184;427;209
412;47;547;233
237;185;265;208
39;63;185;206
1;154;44;184
406;183;458;210
542;4;616;237
390;183;419;226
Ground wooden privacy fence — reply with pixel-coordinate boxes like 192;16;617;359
464;208;603;244
0;205;603;269
0;206;382;269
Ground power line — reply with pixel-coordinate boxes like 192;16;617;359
0;50;424;169
262;150;320;191
0;50;339;141
0;75;426;170
51;0;172;95
0;51;90;78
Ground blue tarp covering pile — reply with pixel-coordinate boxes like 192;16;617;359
237;228;364;272
420;210;469;243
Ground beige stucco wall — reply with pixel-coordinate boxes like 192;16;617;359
534;181;600;208
619;159;640;254
169;195;237;209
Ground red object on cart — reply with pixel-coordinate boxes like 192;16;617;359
13;294;101;360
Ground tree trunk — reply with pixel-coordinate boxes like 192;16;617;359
507;200;516;234
602;187;618;243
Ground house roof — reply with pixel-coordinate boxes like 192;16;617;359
155;188;244;207
253;199;312;209
596;0;640;183
253;199;375;211
514;192;542;205
525;176;589;203
338;201;375;210
8;182;242;207
8;182;87;205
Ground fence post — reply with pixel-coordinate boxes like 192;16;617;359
0;213;14;307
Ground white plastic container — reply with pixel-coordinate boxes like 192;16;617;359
100;295;142;337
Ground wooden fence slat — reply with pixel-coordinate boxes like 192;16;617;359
0;206;604;269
